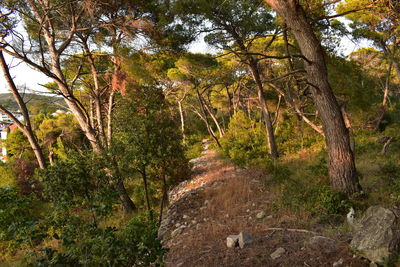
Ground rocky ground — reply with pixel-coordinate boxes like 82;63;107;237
158;142;370;267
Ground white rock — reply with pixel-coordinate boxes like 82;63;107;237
270;247;286;260
246;209;250;212
191;220;197;225
238;232;254;248
333;258;344;267
183;214;189;219
171;227;183;237
226;235;239;248
175;223;181;228
256;211;266;219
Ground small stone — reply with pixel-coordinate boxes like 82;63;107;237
171;227;183;237
248;216;252;220
252;203;256;207
196;224;201;230
226;235;239;248
204;200;209;205
256;211;266;219
191;220;197;225
333;258;344;267
246;209;250;213
175;223;181;228
238;232;254;248
225;214;229;218
266;215;273;219
270;247;286;260
183;214;189;219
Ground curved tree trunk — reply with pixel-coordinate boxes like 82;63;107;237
264;0;361;194
0;51;46;169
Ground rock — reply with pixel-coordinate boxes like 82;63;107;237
246;209;250;212
171;226;185;237
175;223;181;228
183;214;189;219
333;258;344;267
266;215;273;219
238;232;254;248
256;211;266;219
226;235;239;248
350;206;400;264
191;220;197;225
270;247;285;260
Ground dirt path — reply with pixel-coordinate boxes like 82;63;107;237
159;142;368;267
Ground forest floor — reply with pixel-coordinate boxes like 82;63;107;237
160;142;371;267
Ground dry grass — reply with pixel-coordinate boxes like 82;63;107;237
163;149;369;267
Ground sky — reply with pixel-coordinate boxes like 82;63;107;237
0;28;371;95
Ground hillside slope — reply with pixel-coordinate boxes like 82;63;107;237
159;142;370;266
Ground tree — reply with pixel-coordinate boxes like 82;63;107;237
112;85;189;219
171;0;279;158
0;51;46;169
263;0;361;194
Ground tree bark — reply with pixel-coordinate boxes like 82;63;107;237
248;58;279;158
264;0;361;194
195;90;222;148
141;168;153;219
178;100;186;142
106;89;115;148
201;94;225;138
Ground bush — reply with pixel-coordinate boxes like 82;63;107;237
29;215;166;266
220;111;268;167
0;187;46;252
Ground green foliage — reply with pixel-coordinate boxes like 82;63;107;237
38;151;117;215
113;85;189;187
220;110;268;167
0;163;16;187
185;134;204;159
5;128;34;161
0;187;46;252
30;152;166;266
267;156;350;221
30;215;165;267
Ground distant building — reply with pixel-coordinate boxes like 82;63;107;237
1;124;17;163
0;111;24;123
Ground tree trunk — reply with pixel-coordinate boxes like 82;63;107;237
0;51;46;169
115;178;137;213
178;100;186;142
201;94;225;137
267;82;324;136
248;58;279;158
106;90;115;148
141;168;153;219
195;90;222;148
264;0;361;194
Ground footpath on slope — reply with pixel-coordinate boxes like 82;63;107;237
158;141;369;267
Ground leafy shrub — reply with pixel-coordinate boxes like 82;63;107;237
0;187;46;251
38;151;118;217
220;110;268;167
29;215;166;266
